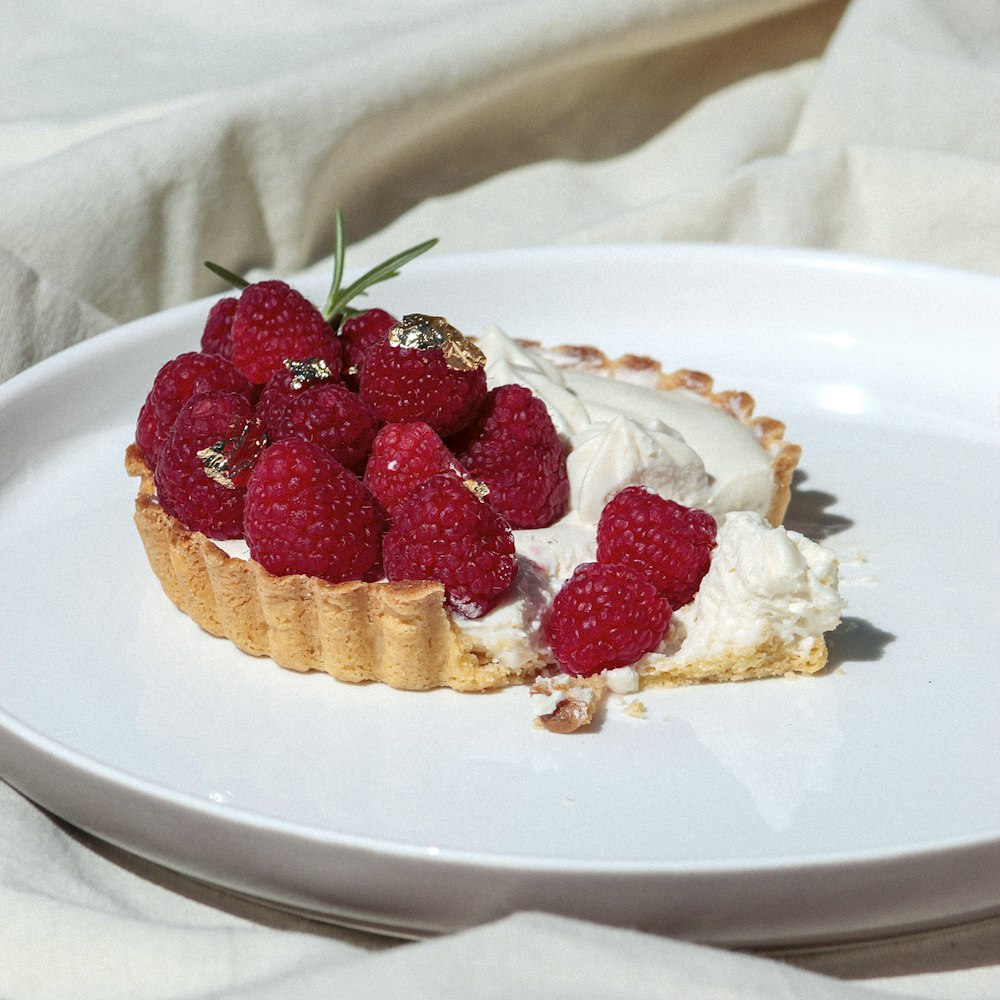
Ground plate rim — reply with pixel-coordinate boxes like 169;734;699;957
2;241;999;943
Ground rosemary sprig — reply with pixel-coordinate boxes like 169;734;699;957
321;209;437;325
203;209;437;329
202;260;249;290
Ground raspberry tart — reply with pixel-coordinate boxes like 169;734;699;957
127;222;844;731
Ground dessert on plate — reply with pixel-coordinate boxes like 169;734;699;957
127;220;845;732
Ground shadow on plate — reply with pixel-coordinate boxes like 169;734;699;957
783;471;853;540
825;616;895;669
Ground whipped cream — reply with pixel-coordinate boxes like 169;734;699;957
673;511;845;660
567;415;710;523
479;324;776;521
456;327;844;681
634;511;846;680
454;558;554;674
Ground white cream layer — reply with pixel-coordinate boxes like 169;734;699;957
466;327;843;681
478;325;776;521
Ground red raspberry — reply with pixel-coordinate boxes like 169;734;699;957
383;474;517;618
244;438;383;584
450;383;568;529
229;280;341;385
363;422;466;518
596;487;717;609
263;381;378;473
359;338;486;437
135;351;256;468
256;342;345;426
154;391;265;540
544;562;671;677
339;308;397;389
135;404;159;462
200;297;238;357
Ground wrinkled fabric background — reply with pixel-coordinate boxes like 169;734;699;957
1;1;998;997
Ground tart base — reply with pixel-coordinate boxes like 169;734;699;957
640;633;828;689
127;446;531;692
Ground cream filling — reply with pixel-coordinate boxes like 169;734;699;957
457;327;842;678
671;511;845;662
630;511;846;685
567;415;710;522
479;324;776;521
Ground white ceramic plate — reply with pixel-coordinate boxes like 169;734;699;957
1;245;998;948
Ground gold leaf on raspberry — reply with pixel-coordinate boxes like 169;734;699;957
197;440;235;488
462;478;491;501
196;418;265;489
282;356;333;390
388;314;486;372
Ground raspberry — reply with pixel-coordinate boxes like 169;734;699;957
339;308;397;389
450;383;568;529
360;337;486;437
596;486;717;609
154;391;265;540
383;474;517;618
134;401;161;468
363;422;466;518
256;343;345;427
544;562;671;677
229;280;341;385
135;351;256;468
244;438;383;584
200;297;238;357
263;381;378;473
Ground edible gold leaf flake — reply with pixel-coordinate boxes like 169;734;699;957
463;478;490;501
196;418;265;489
197;440;236;489
283;357;332;390
441;335;487;372
388;314;486;372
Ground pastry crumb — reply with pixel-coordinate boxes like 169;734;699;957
623;699;647;719
531;674;607;733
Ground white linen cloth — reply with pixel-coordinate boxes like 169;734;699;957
1;0;998;996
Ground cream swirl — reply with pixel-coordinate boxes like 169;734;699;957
567;414;710;524
479;324;775;519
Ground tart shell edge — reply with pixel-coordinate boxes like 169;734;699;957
126;445;531;692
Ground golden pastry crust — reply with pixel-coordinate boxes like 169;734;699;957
639;632;828;690
127;445;524;692
127;345;803;692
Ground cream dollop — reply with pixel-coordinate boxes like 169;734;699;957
480;326;776;519
567;414;710;524
559;370;776;520
661;511;846;666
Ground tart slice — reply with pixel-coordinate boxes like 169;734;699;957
127;230;843;730
127;325;841;702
